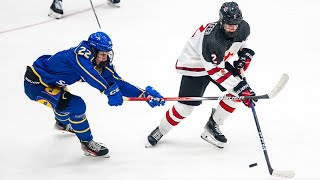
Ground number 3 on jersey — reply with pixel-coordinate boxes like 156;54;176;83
77;47;91;59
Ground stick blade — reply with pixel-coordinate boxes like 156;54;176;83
272;170;295;178
267;74;289;98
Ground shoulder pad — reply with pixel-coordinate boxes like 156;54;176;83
234;20;250;42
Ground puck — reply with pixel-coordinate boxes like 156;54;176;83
249;163;258;168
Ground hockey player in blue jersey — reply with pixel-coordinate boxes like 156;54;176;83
24;31;165;158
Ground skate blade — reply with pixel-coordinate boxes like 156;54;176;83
84;152;110;158
55;129;75;134
53;126;75;134
107;2;121;8
201;132;224;148
48;10;62;19
145;141;153;148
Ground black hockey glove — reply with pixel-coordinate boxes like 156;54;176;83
233;80;257;107
233;48;255;70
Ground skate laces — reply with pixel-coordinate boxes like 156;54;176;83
55;121;74;132
65;124;74;132
54;0;62;9
213;124;223;135
151;128;163;141
88;141;102;152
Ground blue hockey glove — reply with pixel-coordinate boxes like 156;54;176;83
104;82;123;106
145;86;165;108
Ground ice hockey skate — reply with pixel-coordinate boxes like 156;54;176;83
54;120;75;133
107;0;121;8
81;140;110;158
201;109;227;148
145;126;163;148
48;0;63;19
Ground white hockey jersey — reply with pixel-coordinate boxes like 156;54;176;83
176;21;251;93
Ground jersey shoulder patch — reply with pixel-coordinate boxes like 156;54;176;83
204;22;217;35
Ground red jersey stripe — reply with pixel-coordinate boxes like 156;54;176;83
216;72;231;84
175;60;206;72
207;67;222;75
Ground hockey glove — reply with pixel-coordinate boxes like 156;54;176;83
233;80;257;107
144;86;165;108
104;82;123;106
233;48;255;71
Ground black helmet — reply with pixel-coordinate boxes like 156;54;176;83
219;2;243;25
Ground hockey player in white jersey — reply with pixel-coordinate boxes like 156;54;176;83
146;1;257;148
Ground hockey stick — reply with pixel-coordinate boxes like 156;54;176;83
89;0;102;29
241;70;294;177
123;73;289;102
249;100;295;178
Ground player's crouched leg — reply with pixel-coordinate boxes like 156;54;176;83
53;109;74;133
66;96;91;140
65;96;109;158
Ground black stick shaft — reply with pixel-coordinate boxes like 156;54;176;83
89;0;101;29
250;100;274;175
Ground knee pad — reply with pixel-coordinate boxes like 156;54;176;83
213;96;240;125
159;102;195;134
67;96;86;116
66;97;90;141
174;102;195;117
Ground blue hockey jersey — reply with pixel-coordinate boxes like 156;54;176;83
31;40;145;97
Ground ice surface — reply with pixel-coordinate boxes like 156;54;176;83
1;0;319;179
